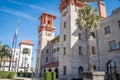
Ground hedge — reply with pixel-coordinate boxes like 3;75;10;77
43;72;56;80
0;71;16;79
17;72;32;78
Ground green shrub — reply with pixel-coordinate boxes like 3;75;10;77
0;71;16;79
18;72;31;78
7;71;16;79
51;72;56;80
27;73;31;78
43;72;52;80
43;72;56;80
17;72;20;76
0;71;9;78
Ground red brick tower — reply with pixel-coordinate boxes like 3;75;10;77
38;13;56;33
98;1;107;18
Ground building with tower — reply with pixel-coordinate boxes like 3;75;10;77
35;12;59;77
1;39;34;73
35;0;120;80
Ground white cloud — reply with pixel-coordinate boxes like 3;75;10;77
7;0;59;16
0;8;37;20
8;0;46;10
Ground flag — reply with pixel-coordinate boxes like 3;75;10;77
13;18;20;41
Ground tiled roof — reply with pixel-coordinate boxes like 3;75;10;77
19;40;34;46
42;62;59;68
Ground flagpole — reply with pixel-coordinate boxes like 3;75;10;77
8;36;15;71
9;18;21;71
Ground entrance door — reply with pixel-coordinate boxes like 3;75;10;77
107;60;116;80
78;66;83;79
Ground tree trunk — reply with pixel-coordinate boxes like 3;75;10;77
86;28;89;71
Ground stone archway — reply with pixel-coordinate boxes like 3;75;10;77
55;68;59;78
49;68;51;72
43;69;46;72
78;66;83;79
107;60;116;80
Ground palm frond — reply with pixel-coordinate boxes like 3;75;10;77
76;4;101;33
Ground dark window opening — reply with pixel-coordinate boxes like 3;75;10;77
64;47;66;55
57;47;59;52
79;33;82;40
79;47;82;55
91;32;95;38
109;40;117;50
54;49;56;53
64;22;66;28
48;20;51;24
46;49;49;53
93;65;96;71
44;69;46;72
64;35;66;41
49;68;51;72
63;66;66;75
104;26;111;34
46;57;48;62
92;47;95;54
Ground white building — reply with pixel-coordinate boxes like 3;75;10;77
2;39;34;73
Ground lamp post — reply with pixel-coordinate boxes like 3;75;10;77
88;35;94;72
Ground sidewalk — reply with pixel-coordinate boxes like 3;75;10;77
0;77;44;80
14;77;44;80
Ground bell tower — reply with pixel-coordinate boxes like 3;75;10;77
38;13;56;50
36;13;56;77
59;0;85;79
38;13;56;33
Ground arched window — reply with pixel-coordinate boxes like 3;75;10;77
78;66;83;79
44;69;46;72
107;60;116;80
78;66;83;74
63;66;66;75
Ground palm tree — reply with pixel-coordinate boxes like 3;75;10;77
0;42;12;71
76;4;101;71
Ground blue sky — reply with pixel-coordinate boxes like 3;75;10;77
0;0;120;68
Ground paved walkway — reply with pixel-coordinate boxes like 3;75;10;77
0;77;44;80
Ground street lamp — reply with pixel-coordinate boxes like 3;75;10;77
88;35;94;72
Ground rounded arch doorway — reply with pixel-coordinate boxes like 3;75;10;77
107;60;116;80
78;66;83;79
48;68;51;72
